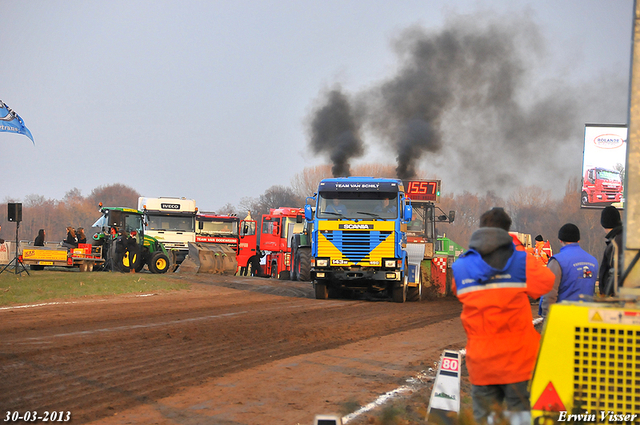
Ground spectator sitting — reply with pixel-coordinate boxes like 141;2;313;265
76;227;87;245
62;227;78;250
34;229;46;246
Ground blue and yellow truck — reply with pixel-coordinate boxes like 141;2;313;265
304;177;417;302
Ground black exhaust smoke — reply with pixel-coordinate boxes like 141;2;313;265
307;11;615;194
308;87;364;177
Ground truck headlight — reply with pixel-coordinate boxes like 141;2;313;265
316;258;329;267
384;259;397;268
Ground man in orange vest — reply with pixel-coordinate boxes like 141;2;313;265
452;208;555;423
533;235;550;265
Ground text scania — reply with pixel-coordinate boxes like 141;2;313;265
339;224;374;229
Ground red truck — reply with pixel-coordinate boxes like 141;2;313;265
259;207;305;279
195;213;258;274
581;167;623;206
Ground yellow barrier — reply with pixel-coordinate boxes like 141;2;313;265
531;303;640;423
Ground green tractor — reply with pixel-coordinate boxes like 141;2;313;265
91;205;171;273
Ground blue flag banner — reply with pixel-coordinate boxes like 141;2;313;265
0;100;34;144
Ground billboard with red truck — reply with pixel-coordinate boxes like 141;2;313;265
581;124;627;208
581;167;623;206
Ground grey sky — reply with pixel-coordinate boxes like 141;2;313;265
1;1;634;211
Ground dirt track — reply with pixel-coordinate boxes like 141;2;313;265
0;274;466;425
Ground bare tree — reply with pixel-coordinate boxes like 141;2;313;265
88;184;140;209
290;165;332;199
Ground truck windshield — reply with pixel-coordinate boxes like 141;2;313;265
597;170;621;182
317;192;399;219
146;214;195;232
282;217;305;242
197;220;238;237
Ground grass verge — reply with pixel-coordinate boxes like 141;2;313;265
0;269;189;306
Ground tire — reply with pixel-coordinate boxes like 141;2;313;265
581;191;589;205
148;251;170;273
291;250;299;281
407;274;422;302
279;270;291;280
297;248;311;281
328;286;341;299
315;281;328;299
30;265;45;271
79;262;88;272
270;262;278;279
392;277;408;303
123;246;142;272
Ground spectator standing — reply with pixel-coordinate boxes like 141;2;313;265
34;229;45;246
451;207;555;424
539;224;598;318
599;206;623;296
249;249;265;276
533;235;550;265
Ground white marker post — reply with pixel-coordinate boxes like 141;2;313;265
427;350;461;424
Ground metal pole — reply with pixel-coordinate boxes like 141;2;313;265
621;0;640;294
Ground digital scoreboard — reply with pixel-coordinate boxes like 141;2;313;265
403;180;441;203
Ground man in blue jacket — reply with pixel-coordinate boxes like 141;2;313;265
540;223;598;318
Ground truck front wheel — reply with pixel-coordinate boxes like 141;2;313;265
148;252;170;273
392;277;407;303
314;281;328;299
581;191;590;205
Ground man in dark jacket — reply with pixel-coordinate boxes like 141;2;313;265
599;206;623;296
249;249;264;277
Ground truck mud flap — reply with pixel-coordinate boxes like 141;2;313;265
176;242;237;275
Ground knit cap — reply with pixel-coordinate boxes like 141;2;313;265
558;223;580;243
600;206;622;228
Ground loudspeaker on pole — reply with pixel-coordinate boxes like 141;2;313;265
8;203;22;223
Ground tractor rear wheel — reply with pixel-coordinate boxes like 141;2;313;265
297;248;311;281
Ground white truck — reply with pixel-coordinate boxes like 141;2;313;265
137;197;197;265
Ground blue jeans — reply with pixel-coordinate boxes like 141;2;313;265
471;380;531;424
